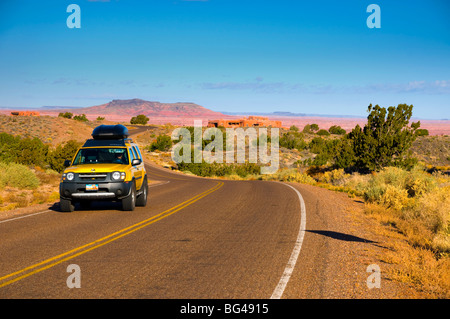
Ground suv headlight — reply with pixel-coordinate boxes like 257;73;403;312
112;171;126;180
66;172;75;181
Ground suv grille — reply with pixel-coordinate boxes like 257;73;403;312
78;173;108;181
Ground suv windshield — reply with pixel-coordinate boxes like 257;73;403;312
73;148;129;165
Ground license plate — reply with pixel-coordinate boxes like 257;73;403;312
86;184;98;191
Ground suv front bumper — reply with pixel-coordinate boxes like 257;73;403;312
60;180;132;201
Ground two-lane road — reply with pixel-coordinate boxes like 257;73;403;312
0;162;306;298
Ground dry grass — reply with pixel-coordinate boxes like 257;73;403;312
366;204;450;298
0;166;60;211
0;114;94;146
411;135;450;167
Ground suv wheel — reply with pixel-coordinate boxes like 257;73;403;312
60;198;75;212
122;181;136;211
136;177;148;207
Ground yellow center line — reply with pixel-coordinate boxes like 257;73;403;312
0;181;224;288
147;169;189;181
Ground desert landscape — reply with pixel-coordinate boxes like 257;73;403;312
2;98;449;135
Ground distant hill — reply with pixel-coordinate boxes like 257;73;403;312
59;99;226;118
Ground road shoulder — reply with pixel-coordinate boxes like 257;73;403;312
282;182;425;298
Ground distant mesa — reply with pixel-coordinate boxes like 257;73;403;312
77;98;226;118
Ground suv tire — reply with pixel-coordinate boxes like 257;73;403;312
136;177;148;207
122;181;136;211
60;198;75;212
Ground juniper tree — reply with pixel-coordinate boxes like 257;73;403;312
348;103;420;171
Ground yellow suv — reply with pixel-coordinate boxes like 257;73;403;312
59;124;148;212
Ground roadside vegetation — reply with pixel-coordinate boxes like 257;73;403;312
0;131;81;211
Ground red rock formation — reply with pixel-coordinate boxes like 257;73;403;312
208;116;282;128
10;111;40;116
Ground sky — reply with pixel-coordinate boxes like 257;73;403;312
0;0;449;119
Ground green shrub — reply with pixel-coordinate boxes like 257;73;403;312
149;135;172;152
415;129;429;136
362;166;437;209
317;129;330;136
58;112;73;119
262;168;317;185
280;131;307;151
0;162;39;189
0;133;49;167
234;162;260;177
46;140;82;173
73;114;88;122
303;123;319;134
130;114;149;125
329;125;346;135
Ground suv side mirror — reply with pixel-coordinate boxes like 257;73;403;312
131;158;142;166
64;160;72;167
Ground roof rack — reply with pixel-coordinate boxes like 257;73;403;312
92;124;129;140
83;139;127;147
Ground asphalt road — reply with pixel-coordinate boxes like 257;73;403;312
0;162;306;298
0;126;383;299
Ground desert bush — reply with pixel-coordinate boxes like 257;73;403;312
407;185;450;250
415;129;429;136
379;185;410;211
279;131;307;151
303;123;319;134
361;166;449;253
130;114;149;125
0;133;49;166
234;162;260;177
317;129;330;136
329;125;346;135
321;168;347;185
0;162;39;189
46;140;82;173
73;114;88;122
262;168;317;185
74;114;88;122
58;112;73;119
149;134;172;152
178;160;260;178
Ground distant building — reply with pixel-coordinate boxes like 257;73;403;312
10;111;40;116
207;116;282;128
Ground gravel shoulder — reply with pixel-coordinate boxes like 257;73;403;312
282;182;426;298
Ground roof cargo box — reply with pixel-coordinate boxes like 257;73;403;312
92;124;129;140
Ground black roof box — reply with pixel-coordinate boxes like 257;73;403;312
92;125;129;140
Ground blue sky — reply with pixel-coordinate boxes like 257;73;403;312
0;0;449;119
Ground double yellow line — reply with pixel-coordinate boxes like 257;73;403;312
0;181;223;288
